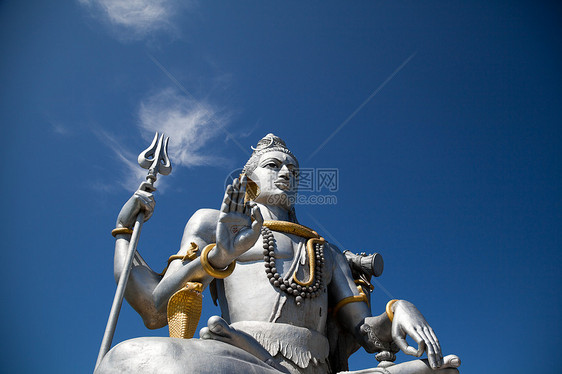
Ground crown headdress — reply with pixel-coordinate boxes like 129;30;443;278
242;133;299;174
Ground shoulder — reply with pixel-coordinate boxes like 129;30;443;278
187;208;220;227
180;208;219;246
324;241;346;264
323;241;354;279
324;241;343;255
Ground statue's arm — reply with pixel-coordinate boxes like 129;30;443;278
112;184;217;328
112;182;167;329
327;243;446;369
113;236;168;329
153;176;262;311
152;208;219;310
327;243;392;352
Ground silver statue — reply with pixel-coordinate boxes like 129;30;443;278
95;134;461;374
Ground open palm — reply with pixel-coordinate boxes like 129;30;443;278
214;176;263;268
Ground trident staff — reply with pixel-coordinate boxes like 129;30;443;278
95;133;171;371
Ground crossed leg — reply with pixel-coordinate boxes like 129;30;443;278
200;315;289;373
94;335;284;374
339;355;460;374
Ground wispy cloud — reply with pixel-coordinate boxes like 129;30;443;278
93;88;232;192
146;53;251;156
138;87;230;168
45;117;71;136
51;123;69;135
78;0;192;40
93;128;148;191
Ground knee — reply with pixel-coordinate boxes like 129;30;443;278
96;338;182;373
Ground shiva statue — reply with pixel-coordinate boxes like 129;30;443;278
95;134;461;374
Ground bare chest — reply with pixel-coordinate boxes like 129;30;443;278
237;231;300;262
217;232;332;331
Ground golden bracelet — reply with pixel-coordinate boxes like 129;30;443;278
386;299;399;322
332;294;369;316
200;244;236;279
111;227;133;237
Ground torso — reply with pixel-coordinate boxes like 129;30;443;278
216;230;333;334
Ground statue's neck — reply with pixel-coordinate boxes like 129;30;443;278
256;203;291;222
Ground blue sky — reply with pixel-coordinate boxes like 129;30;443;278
1;1;560;373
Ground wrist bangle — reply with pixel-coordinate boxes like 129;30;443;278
200;244;236;279
112;227;134;237
386;299;399;322
332;294;368;316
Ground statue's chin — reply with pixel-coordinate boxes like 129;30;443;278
255;191;296;210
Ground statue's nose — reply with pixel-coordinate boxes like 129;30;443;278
279;165;290;179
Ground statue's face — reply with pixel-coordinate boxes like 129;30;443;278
250;150;298;209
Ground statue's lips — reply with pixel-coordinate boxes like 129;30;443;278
274;180;290;190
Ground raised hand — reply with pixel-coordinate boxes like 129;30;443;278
391;300;444;369
116;181;156;229
212;176;263;268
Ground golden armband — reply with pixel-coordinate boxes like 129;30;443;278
332;294;369;316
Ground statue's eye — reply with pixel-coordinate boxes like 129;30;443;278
265;162;277;168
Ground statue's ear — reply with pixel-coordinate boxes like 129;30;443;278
244;175;260;202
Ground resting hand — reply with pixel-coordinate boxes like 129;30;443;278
391;300;444;369
213;176;263;267
116;181;156;229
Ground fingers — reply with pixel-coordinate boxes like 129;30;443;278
238;175;247;212
224;178;246;214
418;328;438;368
220;185;234;213
391;323;416;356
138;181;156;192
390;299;445;368
235;182;245;214
230;178;240;212
250;203;263;233
133;187;155;221
251;202;263;223
413;336;425;357
426;326;444;367
393;335;418;356
392;321;425;357
442;354;461;369
134;190;153;205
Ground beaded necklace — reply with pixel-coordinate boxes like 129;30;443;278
261;225;325;306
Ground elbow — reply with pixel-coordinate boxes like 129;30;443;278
143;316;167;330
152;287;167;312
113;268;121;284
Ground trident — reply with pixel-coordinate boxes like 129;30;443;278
95;133;171;371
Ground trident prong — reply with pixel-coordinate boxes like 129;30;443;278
138;132;172;183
